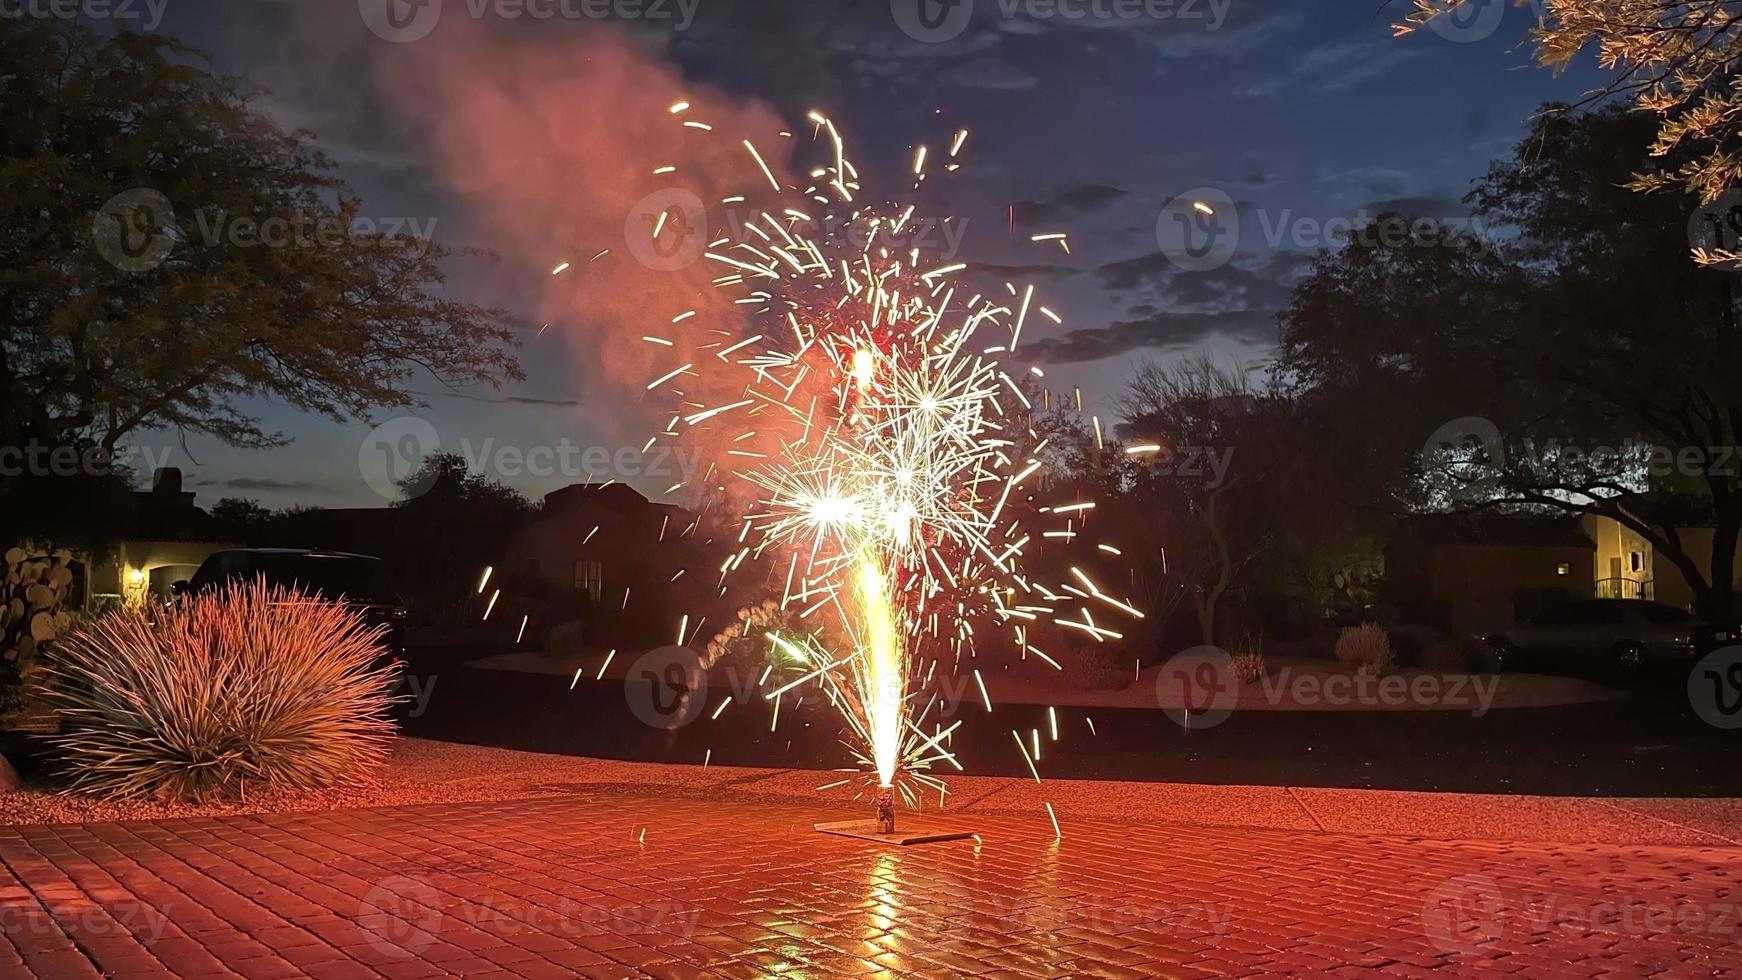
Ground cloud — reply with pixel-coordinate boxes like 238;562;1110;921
938;54;1039;91
1014;182;1135;223
1359;195;1468;218
1237;37;1419;99
1318;165;1413;198
203;477;324;491
436;391;586;408
1135;7;1304;59
1024;308;1279;363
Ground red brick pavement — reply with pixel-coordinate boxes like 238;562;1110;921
1;784;1741;978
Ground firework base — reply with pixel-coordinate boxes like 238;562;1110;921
813;820;974;845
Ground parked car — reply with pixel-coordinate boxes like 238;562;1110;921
1478;599;1738;675
174;549;408;651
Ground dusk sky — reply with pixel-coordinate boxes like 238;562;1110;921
125;0;1606;511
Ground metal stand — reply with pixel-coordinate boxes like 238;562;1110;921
813;789;974;845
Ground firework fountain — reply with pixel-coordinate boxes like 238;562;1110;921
631;107;1142;829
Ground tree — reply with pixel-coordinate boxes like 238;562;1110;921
1396;1;1742;208
209;497;275;538
1284;105;1742;619
389;452;534;600
0;19;521;533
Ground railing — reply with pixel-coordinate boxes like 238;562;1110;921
1595;576;1653;600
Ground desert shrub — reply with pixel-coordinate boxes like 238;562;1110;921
1419;635;1476;674
1010;621;1130;691
41;579;400;801
1334;622;1394;674
1229;652;1266;685
703;599;829;671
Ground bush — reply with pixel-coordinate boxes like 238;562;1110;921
1334;622;1393;674
1419;635;1476;674
1230;651;1266;685
41;580;400;801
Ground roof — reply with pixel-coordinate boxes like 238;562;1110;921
205;548;383;561
543;483;687;518
1396;513;1594;549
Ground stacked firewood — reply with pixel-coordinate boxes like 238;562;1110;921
1;548;76;690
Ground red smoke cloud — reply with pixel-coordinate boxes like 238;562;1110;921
372;23;796;439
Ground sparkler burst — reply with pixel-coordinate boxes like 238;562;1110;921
629;107;1141;808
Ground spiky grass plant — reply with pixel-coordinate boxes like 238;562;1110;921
41;579;402;801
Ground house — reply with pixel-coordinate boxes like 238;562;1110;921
85;468;241;607
500;483;712;642
1388;511;1742;633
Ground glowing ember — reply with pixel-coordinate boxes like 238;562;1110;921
632;109;1142;805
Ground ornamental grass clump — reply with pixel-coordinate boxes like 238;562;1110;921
1334;622;1394;675
41;579;401;801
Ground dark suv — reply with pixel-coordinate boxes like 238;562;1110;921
176;549;408;650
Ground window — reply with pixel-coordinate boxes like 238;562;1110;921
574;560;603;600
1555;562;1570;576
1630;551;1643;573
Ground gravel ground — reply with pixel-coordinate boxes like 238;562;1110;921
0;737;772;827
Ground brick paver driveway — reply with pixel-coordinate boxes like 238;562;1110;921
2;784;1741;977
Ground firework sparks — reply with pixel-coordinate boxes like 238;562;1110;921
630;110;1140;806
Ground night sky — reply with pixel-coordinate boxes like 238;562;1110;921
124;0;1603;510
